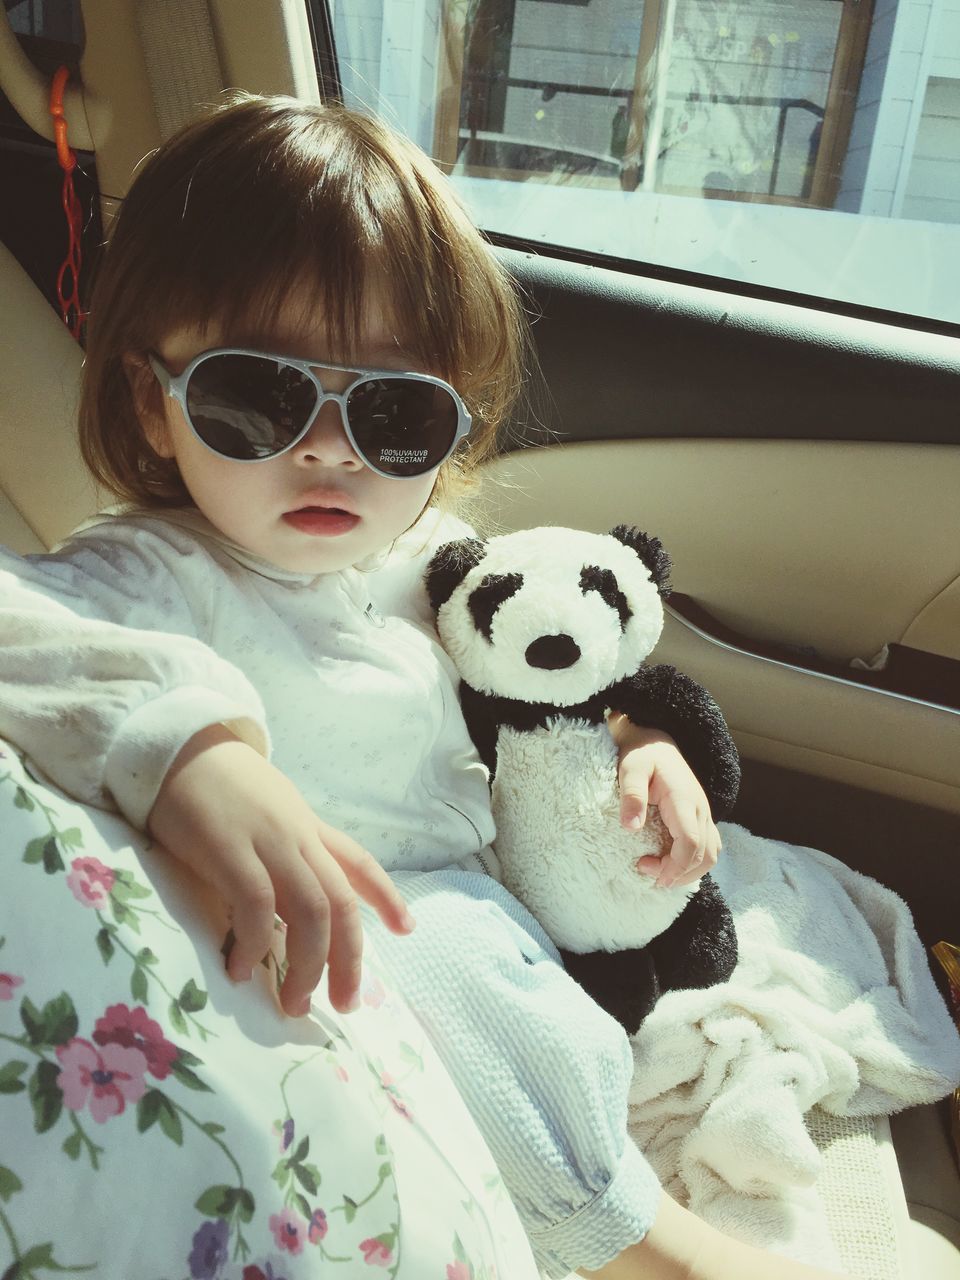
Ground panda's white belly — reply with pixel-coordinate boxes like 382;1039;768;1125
491;719;699;953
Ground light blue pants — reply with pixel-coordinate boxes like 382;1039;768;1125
365;869;662;1278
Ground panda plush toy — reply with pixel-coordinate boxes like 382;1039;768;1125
425;524;740;1034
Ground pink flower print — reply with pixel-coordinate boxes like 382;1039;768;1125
307;1209;328;1244
386;1091;413;1120
447;1263;472;1280
66;856;115;909
0;973;23;1001
269;1208;306;1256
56;1037;147;1122
359;1237;393;1267
93;1003;178;1080
335;1064;349;1083
380;1072;413;1121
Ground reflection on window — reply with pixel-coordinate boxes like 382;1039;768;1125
634;0;843;204
455;0;637;182
448;0;860;206
332;0;960;322
440;0;861;208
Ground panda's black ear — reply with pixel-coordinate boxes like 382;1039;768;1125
425;538;488;612
609;525;672;598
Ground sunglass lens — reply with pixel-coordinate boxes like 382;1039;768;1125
186;355;317;460
347;378;460;477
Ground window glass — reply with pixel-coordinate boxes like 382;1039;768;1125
332;0;960;325
902;77;960;224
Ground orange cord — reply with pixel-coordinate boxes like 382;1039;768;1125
49;65;85;340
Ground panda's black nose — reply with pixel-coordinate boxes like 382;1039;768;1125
525;634;581;670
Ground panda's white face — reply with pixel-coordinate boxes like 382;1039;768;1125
436;527;665;705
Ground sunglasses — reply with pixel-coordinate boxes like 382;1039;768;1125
148;348;472;479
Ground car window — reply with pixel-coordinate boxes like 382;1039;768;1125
329;0;960;326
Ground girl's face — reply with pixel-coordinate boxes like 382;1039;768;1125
132;292;441;574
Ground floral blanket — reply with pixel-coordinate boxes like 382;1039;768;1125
0;742;540;1280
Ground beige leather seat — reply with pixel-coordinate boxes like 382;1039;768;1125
0;239;98;553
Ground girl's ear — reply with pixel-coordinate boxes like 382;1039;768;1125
121;352;174;458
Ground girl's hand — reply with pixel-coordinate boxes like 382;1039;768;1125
608;714;722;889
147;724;415;1018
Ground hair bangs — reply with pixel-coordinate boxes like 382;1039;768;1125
149;154;382;359
163;230;374;365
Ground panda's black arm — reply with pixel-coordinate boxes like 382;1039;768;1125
607;666;740;818
457;680;502;778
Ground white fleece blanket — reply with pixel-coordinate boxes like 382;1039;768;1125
626;822;960;1270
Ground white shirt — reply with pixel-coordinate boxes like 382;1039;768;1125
0;507;495;872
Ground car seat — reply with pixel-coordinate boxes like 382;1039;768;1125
0;237;97;553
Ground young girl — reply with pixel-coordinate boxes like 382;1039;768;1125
0;94;839;1280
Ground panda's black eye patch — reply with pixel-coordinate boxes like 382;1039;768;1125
580;565;632;632
468;572;524;641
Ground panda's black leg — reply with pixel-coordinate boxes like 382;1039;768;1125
646;873;738;996
558;945;660;1036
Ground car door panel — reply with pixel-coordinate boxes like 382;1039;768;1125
476;249;960;828
479;441;960;815
478;439;960;663
498;246;960;447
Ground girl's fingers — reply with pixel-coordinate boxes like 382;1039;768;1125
289;838;367;1016
147;744;407;1018
274;842;368;1018
206;851;279;983
668;812;716;887
617;755;651;830
657;800;704;887
319;820;416;935
277;826;414;1018
702;821;722;872
311;869;365;1016
635;853;662;876
621;792;648;830
627;775;719;888
674;815;708;886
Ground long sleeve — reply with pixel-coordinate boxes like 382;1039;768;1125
0;530;269;829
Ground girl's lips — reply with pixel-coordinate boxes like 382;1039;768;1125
282;507;361;536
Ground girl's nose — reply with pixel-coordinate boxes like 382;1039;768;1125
292;397;363;469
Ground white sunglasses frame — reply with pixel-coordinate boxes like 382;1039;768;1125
148;347;472;480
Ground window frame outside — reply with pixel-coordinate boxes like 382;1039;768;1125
433;0;875;210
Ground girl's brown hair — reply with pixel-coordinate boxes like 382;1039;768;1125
79;91;527;507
